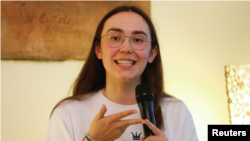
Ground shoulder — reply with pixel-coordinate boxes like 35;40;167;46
47;91;101;141
160;97;192;120
53;91;100;116
160;97;199;140
50;91;101;129
160;97;186;109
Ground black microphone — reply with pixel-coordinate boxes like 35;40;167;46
135;84;156;138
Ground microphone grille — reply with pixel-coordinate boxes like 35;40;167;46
135;84;153;103
136;84;152;94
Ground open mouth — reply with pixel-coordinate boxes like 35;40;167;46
115;60;136;65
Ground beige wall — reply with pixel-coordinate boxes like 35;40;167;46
152;1;250;140
1;61;84;141
1;1;250;141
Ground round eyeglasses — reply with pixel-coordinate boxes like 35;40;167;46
101;31;151;51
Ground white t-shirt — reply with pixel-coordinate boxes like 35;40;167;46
46;90;198;141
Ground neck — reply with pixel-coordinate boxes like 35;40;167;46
103;78;140;105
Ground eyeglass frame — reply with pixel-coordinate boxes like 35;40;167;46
100;31;151;51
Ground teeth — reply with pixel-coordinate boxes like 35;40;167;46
116;60;134;65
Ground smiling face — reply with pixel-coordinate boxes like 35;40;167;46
95;11;158;84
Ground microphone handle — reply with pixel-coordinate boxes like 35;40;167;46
138;101;156;138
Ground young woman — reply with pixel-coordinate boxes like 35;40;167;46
46;6;198;141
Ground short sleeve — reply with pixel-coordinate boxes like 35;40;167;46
45;107;74;141
180;113;199;141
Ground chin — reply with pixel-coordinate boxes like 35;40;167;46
117;74;140;83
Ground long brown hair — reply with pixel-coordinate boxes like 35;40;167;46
51;6;172;130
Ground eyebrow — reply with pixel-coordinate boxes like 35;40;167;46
106;28;148;37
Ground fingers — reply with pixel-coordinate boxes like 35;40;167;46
140;137;145;141
145;119;164;136
144;136;168;141
93;104;107;121
118;119;145;127
108;109;137;122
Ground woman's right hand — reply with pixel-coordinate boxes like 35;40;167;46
87;104;145;141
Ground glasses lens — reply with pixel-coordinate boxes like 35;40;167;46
107;32;123;48
131;34;147;50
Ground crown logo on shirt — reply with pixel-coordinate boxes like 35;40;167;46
131;132;142;140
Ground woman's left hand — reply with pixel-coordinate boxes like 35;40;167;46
140;119;168;141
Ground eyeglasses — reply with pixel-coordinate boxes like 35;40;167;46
101;31;151;51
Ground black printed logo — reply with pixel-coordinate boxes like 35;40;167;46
131;132;142;140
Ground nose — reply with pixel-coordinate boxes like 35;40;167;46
119;36;133;54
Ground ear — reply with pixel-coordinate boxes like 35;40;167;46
95;41;102;59
148;46;158;63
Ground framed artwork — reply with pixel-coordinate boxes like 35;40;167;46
1;1;150;61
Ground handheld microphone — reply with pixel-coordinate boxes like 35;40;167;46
135;84;156;138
